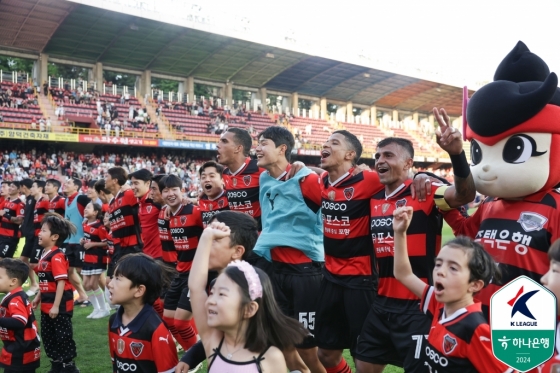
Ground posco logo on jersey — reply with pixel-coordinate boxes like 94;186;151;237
371;217;393;228
170;228;185;234
321;201;347;211
116;361;137;371
425;346;448;367
227;191;247;199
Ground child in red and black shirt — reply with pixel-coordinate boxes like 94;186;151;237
0;258;41;373
108;253;178;373
31;213;79;373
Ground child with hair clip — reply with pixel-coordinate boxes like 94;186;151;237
31;213;80;373
188;219;308;373
80;202;110;319
392;206;513;373
107;253;178;373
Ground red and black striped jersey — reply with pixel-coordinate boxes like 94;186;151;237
270;167;322;267
109;304;178;373
36;247;74;315
223;157;265;231
82;220;108;266
109;189;142;249
198;191;229;227
158;206;176;265
442;190;560;316
138;194;162;260
33;196;49;236
0;288;40;370
48;195;65;216
169;204;203;273
321;170;383;289
419;285;513;373
0;198;25;239
371;180;442;312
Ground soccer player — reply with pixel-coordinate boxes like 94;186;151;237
159;175;204;352
129;169;162;261
108;254;178;373
314;131;384;373
44;179;65;216
0;258;41;373
355;114;476;373
104;167;143;277
32;214;79;373
28;180;49;279
18;178;39;295
198;161;229;227
0;181;25;259
62;177;90;304
254;126;325;373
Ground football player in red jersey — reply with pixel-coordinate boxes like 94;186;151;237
392;206;512;373
0;181;25;259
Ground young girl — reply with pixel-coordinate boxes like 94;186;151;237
392;206;513;373
108;253;178;372
80;202;110;319
102;211;117;310
188;221;308;373
31;213;80;373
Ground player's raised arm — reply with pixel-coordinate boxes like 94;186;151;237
392;206;426;299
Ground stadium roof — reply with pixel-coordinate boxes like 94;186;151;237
0;0;467;115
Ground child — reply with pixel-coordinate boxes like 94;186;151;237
392;206;513;373
31;213;79;373
0;258;41;373
80;202;110;319
176;210;258;372
103;211;116;309
188;218;308;373
107;253;178;373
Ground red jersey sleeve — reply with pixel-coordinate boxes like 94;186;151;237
151;323;178;372
7;294;28;325
98;225;108;241
300;173;321;213
193;206;203;229
54;198;65;216
442;204;482;238
363;170;384;195
51;252;69;281
469;324;513;373
420;285;439;319
15;201;25;218
124;190;138;206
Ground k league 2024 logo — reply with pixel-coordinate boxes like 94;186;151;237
490;276;557;372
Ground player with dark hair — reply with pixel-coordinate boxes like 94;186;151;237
198;161;229;227
355;112;476;373
45;179;65;216
0;258;41;373
158;174;204;352
19;178;39;296
62;177;90;305
104;167;143;277
0;181;25;258
32;214;79;373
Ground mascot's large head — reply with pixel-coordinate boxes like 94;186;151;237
465;41;560;198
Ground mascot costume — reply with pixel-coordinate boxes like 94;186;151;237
443;41;560;318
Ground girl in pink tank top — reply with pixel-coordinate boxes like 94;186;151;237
188;221;308;373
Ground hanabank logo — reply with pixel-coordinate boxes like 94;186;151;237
508;285;539;326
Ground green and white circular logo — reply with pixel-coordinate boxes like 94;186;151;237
490;275;557;372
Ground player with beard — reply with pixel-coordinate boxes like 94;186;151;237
159;175;203;353
254;126;325;373
198;161;229;227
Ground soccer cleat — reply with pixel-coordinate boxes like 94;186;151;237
47;361;63;373
86;310;99;319
188;362;203;373
92;309;110;319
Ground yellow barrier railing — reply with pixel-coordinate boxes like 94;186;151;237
0;122;159;139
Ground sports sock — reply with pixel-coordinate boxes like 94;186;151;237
325;359;351;373
93;288;107;312
174;318;198;351
86;290;100;311
162;315;185;347
153;298;164;318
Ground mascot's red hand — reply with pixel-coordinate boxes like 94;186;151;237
433;107;463;156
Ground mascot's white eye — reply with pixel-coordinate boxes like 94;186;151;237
502;134;546;164
471;140;482;165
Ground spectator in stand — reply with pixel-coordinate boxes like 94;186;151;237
39;118;46;132
46;117;51;132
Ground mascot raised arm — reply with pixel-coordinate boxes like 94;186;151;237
443;41;560;316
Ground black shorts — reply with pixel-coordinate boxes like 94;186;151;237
315;279;374;353
354;306;432;371
62;244;85;268
272;264;322;349
107;244;143;277
0;237;19;258
21;235;42;263
164;273;191;312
